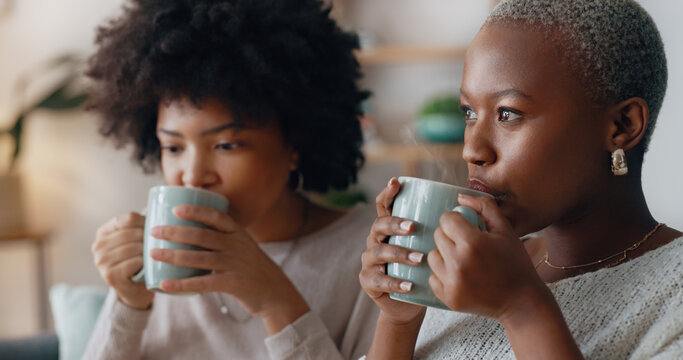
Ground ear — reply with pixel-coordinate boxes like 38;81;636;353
605;97;649;152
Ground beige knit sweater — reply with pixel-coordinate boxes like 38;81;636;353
414;237;683;359
83;204;379;360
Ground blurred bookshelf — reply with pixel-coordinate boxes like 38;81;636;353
325;0;499;178
0;231;51;331
356;46;468;66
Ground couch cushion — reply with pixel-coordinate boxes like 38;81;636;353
49;284;107;360
0;333;59;360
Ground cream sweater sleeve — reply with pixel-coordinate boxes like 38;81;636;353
264;311;343;360
81;289;151;360
649;336;682;360
632;285;683;360
264;291;379;360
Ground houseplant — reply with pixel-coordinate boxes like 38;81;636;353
414;95;466;143
0;54;88;234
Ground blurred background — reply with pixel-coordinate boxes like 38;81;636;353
0;0;681;339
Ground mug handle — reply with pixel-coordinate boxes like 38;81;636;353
452;205;487;231
131;209;146;284
131;267;145;284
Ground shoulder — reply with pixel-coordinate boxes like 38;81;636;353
547;237;682;326
552;236;683;293
296;202;375;257
546;238;683;358
551;238;682;331
339;203;377;230
309;202;375;239
618;235;682;282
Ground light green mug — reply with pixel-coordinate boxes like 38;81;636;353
132;186;228;293
388;177;492;309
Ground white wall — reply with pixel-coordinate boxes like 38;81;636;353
0;0;680;338
638;0;683;231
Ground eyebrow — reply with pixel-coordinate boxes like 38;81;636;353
460;88;533;101
157;123;242;138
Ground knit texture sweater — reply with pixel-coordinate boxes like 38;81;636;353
83;204;379;360
414;237;683;359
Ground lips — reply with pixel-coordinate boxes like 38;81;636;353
467;178;507;201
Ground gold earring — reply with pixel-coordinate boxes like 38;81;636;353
611;148;628;176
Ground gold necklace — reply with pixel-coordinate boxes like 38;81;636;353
538;222;665;270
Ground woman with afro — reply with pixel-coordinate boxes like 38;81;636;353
84;0;378;358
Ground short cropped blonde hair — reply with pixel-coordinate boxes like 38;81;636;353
486;0;667;152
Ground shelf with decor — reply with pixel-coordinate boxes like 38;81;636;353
361;93;467;178
356;63;467;177
325;0;500;180
355;46;468;66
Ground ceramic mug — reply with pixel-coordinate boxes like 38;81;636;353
132;186;228;293
388;177;492;309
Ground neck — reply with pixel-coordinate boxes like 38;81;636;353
246;190;308;244
542;175;656;272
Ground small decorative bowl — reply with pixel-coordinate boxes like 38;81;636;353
415;114;465;143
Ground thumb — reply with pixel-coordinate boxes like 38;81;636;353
457;194;513;235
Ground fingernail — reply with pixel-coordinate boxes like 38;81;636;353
150;248;163;259
458;193;473;201
161;279;176;291
408;252;424;263
400;281;413;292
400;220;413;231
172;206;185;216
387;177;397;187
151;227;161;236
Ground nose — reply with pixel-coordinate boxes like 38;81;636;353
181;148;218;188
462;118;496;167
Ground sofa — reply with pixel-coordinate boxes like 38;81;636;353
0;284;108;360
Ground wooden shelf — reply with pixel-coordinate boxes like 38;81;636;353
0;230;51;331
0;231;49;243
356;46;467;65
364;142;464;176
364;142;463;161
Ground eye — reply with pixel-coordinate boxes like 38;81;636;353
161;145;183;154
215;142;240;151
498;108;523;122
461;106;478;121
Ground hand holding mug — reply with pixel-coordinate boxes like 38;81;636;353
359;177;427;325
92;211;154;310
386;177;491;309
131;186;228;292
429;194;550;321
149;204;309;319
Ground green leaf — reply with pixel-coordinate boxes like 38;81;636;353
47;54;81;67
8;114;24;172
323;190;367;209
35;83;88;111
2;53;87;173
420;96;462;117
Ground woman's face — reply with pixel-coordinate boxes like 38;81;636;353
156;97;296;227
462;24;610;235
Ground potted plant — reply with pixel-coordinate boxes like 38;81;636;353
414;95;465;143
0;54;88;234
